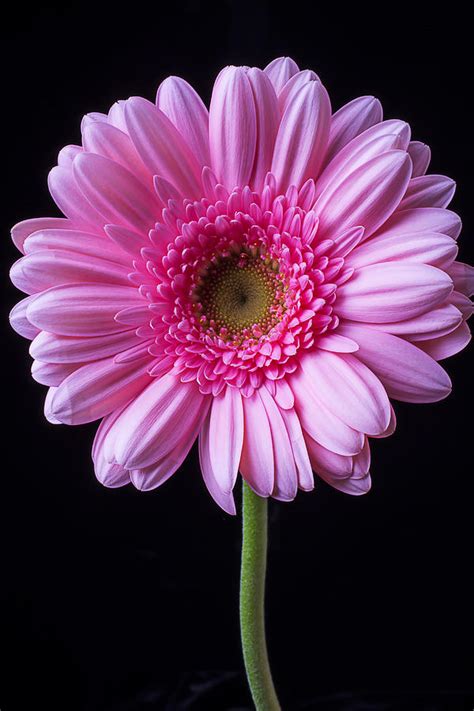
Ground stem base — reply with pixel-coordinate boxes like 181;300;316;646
240;481;281;711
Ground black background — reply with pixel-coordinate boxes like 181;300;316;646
1;3;473;710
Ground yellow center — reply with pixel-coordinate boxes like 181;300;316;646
195;255;283;337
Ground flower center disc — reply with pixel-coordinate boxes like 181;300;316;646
194;254;284;338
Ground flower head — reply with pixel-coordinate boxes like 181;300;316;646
10;57;473;513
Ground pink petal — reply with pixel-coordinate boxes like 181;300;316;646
291;368;365;455
338;323;452;403
320;471;372;496
315;119;411;199
81;112;108;131
207;386;244;494
156;75;210;168
325;95;383;165
44;387;62;424
271;80;331;190
129;458;178;492
416;322;471;361
48;165;104;229
450;291;474;320
11;217;72;254
9;295;41;340
344;231;457;270
114;340;154;364
315;151;412;240
316;134;405;200
304;435;353;478
361;303;462;341
104;224;147;258
199;413;236;515
131;400;209;492
114;305;151;327
279;408;314;491
273;378;294;409
92;407;131;488
32;360;80;387
329;226;365;258
247;68;279;191
300;351;390;435
73;152;157;235
399;175;456;210
10;250;130;295
351;438;371;478
26;283;143;336
407;141;431;177
447;261;474;297
259;387;298;501
124;96;202;199
30;329;141;363
264;56;299;92
49;356;151;425
113;375;207;469
239;391;274;497
373;207;462;240
278;70;319;111
153;175;182;205
58;144;82;166
373;404;397;439
209;67;257;190
317;333;359;353
82;122;151;185
23;228;130;265
107;101;127;132
336;263;453;323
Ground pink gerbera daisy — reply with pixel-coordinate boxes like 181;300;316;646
9;56;473;515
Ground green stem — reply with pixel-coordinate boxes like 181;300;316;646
240;481;281;711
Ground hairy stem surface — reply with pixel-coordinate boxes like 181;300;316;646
240;481;281;711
